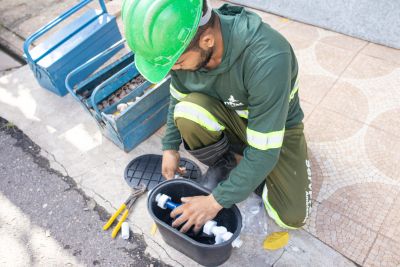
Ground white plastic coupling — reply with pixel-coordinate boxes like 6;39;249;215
232;236;243;248
203;220;217;235
155;193;171;209
121;222;130;240
203;220;234;244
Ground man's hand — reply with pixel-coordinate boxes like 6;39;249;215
170;194;223;233
162;150;184;180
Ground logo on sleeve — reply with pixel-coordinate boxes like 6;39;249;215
224;95;244;107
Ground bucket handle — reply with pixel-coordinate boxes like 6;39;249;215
23;0;108;64
65;39;126;103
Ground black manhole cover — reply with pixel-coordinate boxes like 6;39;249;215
124;154;202;190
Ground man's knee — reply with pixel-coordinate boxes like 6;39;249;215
173;95;225;133
262;185;312;229
175;116;199;133
278;204;311;229
174;99;224;149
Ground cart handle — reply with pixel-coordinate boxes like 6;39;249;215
23;0;108;63
65;39;125;102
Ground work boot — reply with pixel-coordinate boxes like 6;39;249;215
185;134;237;190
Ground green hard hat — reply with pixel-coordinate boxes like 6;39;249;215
122;0;203;83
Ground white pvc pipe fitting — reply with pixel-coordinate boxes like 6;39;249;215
121;222;130;240
155;193;170;209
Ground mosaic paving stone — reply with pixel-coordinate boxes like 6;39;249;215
361;43;400;65
364;235;400;267
319;34;367;52
334;66;400;126
368;108;400;139
379;194;400;243
312;201;377;265
365;121;400;182
321;81;370;123
299;100;315;122
280;30;317;51
306;128;400;205
299;74;337;105
324;183;397;232
305;108;364;142
279;21;321;51
315;42;356;76
343;53;397;79
280;21;320;42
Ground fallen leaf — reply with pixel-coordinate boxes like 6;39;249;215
150;223;158;236
263;232;289;250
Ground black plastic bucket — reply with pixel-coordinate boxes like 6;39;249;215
147;179;242;266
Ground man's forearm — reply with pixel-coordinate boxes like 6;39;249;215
162;97;182;151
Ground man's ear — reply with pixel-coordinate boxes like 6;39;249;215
199;31;215;49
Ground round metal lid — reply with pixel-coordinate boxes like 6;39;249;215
124;154;201;190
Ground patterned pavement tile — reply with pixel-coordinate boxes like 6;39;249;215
379;195;400;244
368;108;400;139
299;74;337;105
314;42;357;76
343;53;398;79
333;72;400;129
361;43;400;65
364;235;400;267
323;183;397;232
307;149;324;201
279;21;322;51
299;100;315;122
365;123;400;182
320;81;370;123
319;32;367;52
281;31;318;51
307;201;377;265
305;107;364;142
280;21;321;42
216;4;400;266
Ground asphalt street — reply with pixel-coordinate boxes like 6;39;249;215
0;117;170;267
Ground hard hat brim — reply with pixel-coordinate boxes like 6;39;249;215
134;54;176;84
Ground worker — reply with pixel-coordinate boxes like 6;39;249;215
122;0;312;233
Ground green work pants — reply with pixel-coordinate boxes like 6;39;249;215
174;93;312;228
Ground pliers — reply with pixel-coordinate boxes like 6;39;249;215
103;184;146;238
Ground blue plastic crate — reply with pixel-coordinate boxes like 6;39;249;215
23;0;122;96
66;40;170;152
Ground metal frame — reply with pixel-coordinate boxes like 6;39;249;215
23;0;108;65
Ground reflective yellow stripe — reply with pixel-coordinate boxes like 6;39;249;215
170;84;188;101
174;102;225;132
246;128;284;150
289;78;299;101
262;184;299;230
235;109;249;119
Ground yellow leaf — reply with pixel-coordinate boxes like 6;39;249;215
150;223;158;236
263;232;289;250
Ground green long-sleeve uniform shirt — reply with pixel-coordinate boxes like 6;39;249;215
162;4;304;208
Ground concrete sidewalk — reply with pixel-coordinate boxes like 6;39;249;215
1;0;400;266
0;67;356;267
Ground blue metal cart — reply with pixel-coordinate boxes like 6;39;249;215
66;40;171;152
23;0;122;96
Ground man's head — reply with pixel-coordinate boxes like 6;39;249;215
123;0;217;82
171;0;218;71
